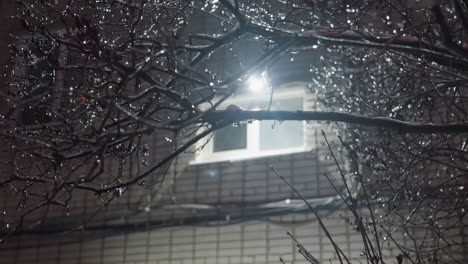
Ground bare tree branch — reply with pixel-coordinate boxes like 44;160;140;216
204;110;468;134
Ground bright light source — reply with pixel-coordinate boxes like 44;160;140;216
247;74;269;93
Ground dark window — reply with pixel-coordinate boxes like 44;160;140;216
18;48;55;126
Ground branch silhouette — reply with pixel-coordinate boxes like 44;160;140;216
204;110;468;134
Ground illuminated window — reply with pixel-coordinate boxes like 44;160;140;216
194;83;309;163
213;125;247;152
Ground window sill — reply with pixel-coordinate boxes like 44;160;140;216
189;146;312;165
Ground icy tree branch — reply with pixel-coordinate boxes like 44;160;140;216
204;110;468;134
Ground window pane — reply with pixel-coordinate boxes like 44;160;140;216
19;48;54;126
259;98;303;151
213;125;247;152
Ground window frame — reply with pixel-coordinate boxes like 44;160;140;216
192;83;310;164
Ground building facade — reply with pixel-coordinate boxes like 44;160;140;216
0;1;466;264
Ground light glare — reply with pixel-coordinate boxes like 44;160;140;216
248;75;268;93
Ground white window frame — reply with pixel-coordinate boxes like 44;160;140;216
192;83;311;164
